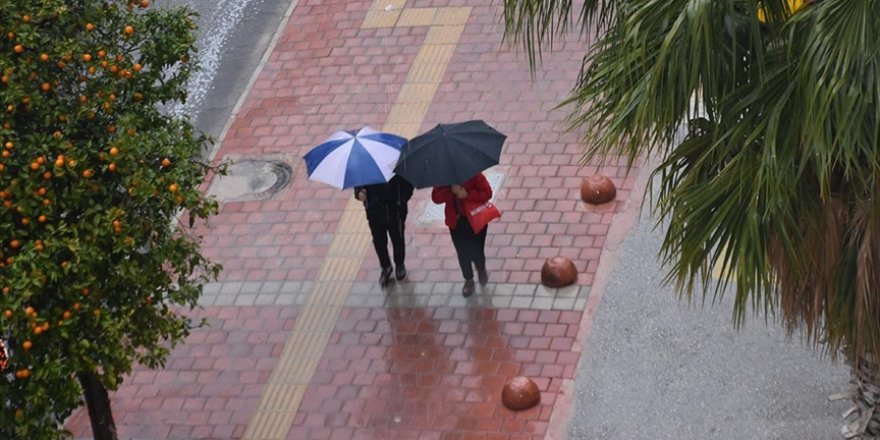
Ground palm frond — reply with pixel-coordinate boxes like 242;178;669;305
504;0;880;361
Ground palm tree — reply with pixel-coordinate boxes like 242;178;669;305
503;0;880;437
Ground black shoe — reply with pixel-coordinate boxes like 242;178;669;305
395;265;406;280
477;269;488;285
462;280;475;297
379;267;393;288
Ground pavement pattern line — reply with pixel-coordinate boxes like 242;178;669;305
241;4;472;439
200;281;589;311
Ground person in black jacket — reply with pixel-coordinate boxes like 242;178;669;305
355;174;415;287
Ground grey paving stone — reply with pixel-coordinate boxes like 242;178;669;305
447;294;469;308
233;294;257;306
219;281;243;295
254;293;278;305
280;281;304;294
214;293;238;306
274;294;302;306
202;282;222;296
391;283;417;295
360;294;385;307
531;297;555;310
349;282;373;296
556;285;580;298
261;281;283;293
432;282;456;296
240;281;263;294
385;294;419;308
514;284;537;296
574;297;587;310
492;283;517;297
197;293;217;307
536;285;558;297
510;296;534;309
411;283;433;295
428;295;450;307
552;297;576;310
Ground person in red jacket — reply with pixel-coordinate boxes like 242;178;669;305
431;172;492;297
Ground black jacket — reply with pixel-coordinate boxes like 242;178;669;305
354;175;414;224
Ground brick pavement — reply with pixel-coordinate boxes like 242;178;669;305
66;0;640;439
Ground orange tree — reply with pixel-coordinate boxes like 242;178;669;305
0;0;220;438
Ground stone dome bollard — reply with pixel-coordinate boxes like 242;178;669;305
541;256;578;287
502;376;541;410
580;175;616;204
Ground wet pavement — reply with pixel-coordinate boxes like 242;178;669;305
67;1;634;438
64;0;848;439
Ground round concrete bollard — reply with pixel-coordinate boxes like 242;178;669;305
541;256;578;287
502;376;541;410
580;175;616;204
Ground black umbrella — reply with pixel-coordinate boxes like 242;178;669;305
393;120;506;188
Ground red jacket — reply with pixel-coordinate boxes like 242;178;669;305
431;173;493;229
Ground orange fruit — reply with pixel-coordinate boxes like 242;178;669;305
161;158;171;168
82;53;92;62
73;302;81;311
39;53;48;62
124;25;134;35
109;146;119;156
86;23;94;32
41;82;51;91
168;183;179;193
33;326;42;335
13;45;24;54
140;0;150;7
97;50;106;59
82;169;93;178
82;287;90;296
62;310;71;319
108;163;117;172
38;215;46;223
9;240;20;249
3;310;11;319
133;63;142;72
22;340;31;350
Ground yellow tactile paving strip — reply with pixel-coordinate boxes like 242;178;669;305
242;4;472;439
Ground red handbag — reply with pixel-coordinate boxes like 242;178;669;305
464;200;501;233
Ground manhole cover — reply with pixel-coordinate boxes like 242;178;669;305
420;170;506;223
208;158;293;202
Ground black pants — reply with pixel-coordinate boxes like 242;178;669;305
450;216;487;281
369;216;406;269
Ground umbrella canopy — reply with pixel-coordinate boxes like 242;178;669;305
393;120;506;188
303;127;407;189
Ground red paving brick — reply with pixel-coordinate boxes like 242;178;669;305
65;307;297;439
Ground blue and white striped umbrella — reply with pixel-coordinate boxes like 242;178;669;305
303;127;407;189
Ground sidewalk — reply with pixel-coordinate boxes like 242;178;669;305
66;1;638;439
